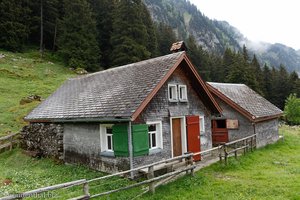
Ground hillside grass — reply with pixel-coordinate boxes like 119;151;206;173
0;126;299;199
0;50;75;136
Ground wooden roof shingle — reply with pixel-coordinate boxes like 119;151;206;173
207;82;283;122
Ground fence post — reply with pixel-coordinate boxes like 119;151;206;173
148;166;155;194
224;144;228;165
218;144;222;163
243;140;247;155
234;142;237;159
83;182;90;198
250;137;253;152
9;135;13;151
188;154;194;176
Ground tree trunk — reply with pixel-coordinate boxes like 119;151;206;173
52;20;57;52
40;0;44;57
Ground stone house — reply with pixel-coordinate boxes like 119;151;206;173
23;51;222;173
207;82;283;147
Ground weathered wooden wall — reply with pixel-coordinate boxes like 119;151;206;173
133;65;213;168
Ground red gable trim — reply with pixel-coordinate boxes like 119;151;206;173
183;54;222;113
131;52;222;121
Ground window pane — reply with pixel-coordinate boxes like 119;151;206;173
148;134;151;148
107;135;112;150
179;86;187;100
216;120;226;128
106;127;112;134
148;124;156;132
179;87;182;98
169;87;173;99
152;133;156;147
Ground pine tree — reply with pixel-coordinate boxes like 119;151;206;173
58;0;100;71
186;35;210;80
27;0;61;50
141;3;158;57
156;22;177;56
89;0;115;68
289;71;300;96
0;0;30;51
110;0;151;66
222;48;235;81
262;64;272;99
242;44;250;63
250;54;263;94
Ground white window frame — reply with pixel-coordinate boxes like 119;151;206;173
178;85;188;102
168;84;178;102
200;116;205;134
100;124;114;152
146;121;163;150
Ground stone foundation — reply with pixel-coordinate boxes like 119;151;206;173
20;123;63;159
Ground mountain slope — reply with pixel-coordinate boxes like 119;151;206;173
144;0;300;74
144;0;241;54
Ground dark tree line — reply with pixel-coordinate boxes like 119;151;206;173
0;0;299;109
0;0;174;71
186;39;300;110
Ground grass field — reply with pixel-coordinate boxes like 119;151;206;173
0;125;299;199
0;50;74;136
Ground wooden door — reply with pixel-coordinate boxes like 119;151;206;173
172;118;182;157
186;116;201;161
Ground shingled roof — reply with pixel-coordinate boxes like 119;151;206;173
207;82;283;122
25;52;221;122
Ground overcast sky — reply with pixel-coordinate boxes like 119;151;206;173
189;0;300;50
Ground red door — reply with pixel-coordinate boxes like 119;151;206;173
186;116;201;161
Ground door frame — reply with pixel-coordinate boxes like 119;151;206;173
170;116;187;158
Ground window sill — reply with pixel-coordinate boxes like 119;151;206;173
179;99;188;102
100;151;115;157
149;148;163;155
168;99;178;103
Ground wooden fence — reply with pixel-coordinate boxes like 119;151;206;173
0;134;257;200
0;133;19;153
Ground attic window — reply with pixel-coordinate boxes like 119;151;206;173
178;85;188;102
168;84;178;102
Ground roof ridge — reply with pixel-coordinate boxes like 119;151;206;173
70;51;185;80
207;82;246;86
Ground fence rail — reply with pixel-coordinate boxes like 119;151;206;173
0;133;19;152
0;134;257;200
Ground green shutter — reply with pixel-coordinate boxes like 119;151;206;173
112;124;129;157
132;124;149;156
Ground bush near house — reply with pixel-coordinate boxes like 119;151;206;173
284;93;300;125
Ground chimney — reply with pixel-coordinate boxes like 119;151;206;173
170;41;188;53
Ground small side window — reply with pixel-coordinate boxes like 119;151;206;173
147;121;163;150
200;116;205;133
178;85;188;102
168;84;178;102
100;124;114;153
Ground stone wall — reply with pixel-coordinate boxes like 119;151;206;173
133;66;213;167
20;123;63;159
255;119;279;148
